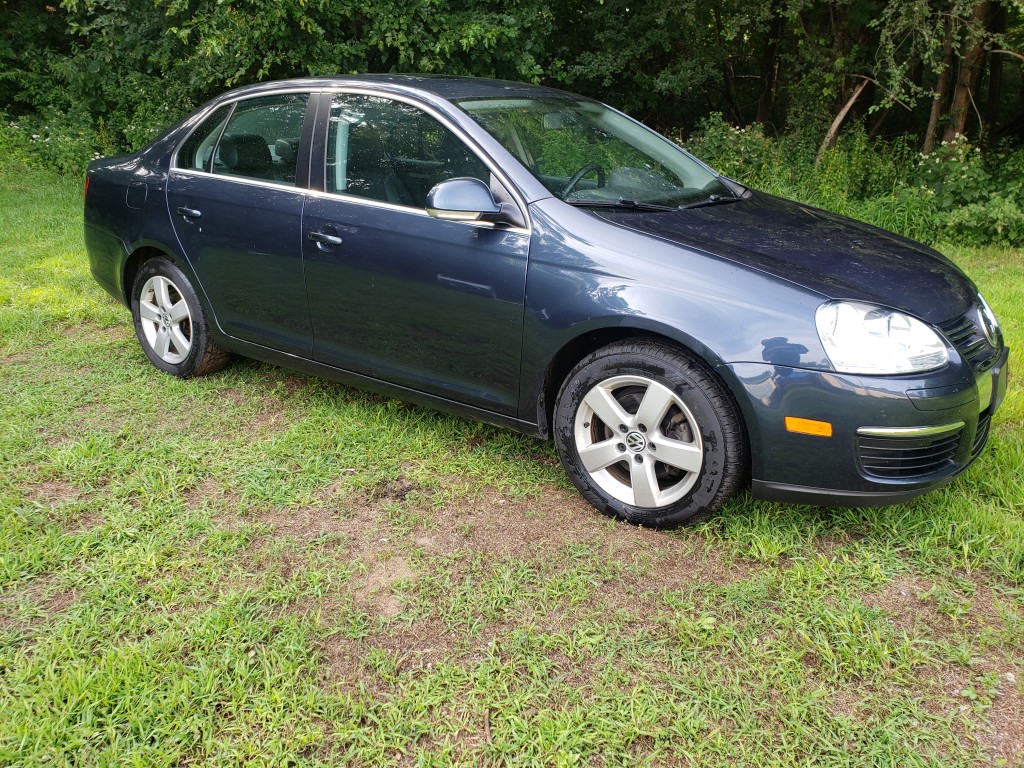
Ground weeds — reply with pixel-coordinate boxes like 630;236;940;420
687;115;1024;247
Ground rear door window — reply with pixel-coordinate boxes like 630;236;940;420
176;94;310;186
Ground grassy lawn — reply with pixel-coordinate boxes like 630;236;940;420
1;161;1022;767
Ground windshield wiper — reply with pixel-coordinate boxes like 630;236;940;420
566;197;676;212
679;194;741;210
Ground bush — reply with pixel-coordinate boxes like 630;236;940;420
685;115;1024;247
1;109;111;177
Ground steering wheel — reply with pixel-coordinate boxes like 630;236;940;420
561;164;606;199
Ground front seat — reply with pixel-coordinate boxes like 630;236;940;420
345;126;415;206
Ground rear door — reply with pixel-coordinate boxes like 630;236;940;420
167;92;315;355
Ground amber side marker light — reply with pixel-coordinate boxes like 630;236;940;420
785;417;833;437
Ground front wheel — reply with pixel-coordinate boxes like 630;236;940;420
130;257;229;378
554;340;747;527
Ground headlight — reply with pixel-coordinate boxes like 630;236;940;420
815;301;949;374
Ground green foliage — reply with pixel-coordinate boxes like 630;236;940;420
687;115;1024;247
679;115;780;183
912;137;1024;246
1;0;1022;242
1;0;552;169
1;110;111;177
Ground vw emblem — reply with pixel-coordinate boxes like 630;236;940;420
625;431;647;452
978;304;999;346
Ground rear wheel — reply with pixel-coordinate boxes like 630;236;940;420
130;257;229;378
554;340;747;527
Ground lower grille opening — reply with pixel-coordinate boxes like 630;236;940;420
973;409;992;458
857;428;963;480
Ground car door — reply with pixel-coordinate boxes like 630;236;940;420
166;92;315;355
301;92;530;415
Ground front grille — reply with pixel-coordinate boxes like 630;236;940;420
939;311;1000;372
857;428;964;479
973;409;992;458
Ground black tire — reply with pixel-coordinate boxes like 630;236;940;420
130;257;229;378
554;340;747;527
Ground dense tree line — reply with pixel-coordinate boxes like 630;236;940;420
1;0;1022;157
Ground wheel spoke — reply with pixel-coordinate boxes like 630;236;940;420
583;385;631;431
170;326;191;356
634;381;677;432
154;327;171;358
629;458;660;507
139;300;161;323
650;436;703;474
578;438;625;472
167;299;189;323
155;277;173;311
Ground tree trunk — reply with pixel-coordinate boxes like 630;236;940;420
923;16;955;155
712;7;744;124
868;107;892;140
816;76;870;163
984;3;1007;141
755;0;785;126
942;1;991;144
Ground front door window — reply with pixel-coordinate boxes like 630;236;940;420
326;94;490;207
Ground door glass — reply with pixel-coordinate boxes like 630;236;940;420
327;94;489;206
212;93;309;186
176;103;233;172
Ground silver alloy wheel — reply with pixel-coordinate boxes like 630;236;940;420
573;374;703;508
138;275;193;365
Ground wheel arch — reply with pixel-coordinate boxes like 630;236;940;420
122;242;221;326
122;244;172;304
537;321;745;443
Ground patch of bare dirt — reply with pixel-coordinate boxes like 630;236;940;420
0;577;78;633
254;503;365;542
984;669;1024;767
862;574;957;636
864;572;1020;643
416;486;753;593
303;485;763;697
186;477;244;522
0;350;34;365
359;556;415;618
317;632;369;694
22;481;103;532
918;659;1024;766
25;479;82;505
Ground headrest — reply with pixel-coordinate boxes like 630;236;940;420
275;137;299;163
218;134;271;171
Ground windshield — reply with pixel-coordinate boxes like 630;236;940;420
455;96;733;207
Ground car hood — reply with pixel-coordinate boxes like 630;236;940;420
592;192;976;324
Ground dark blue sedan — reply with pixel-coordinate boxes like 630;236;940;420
84;75;1010;526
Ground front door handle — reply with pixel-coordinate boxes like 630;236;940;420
176;206;202;219
307;230;343;248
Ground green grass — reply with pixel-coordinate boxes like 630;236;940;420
1;162;1022;767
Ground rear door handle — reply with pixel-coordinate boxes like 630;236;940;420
307;230;343;247
176;206;202;219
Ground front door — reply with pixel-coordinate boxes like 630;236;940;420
302;93;530;415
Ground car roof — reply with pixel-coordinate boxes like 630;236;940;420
222;74;584;103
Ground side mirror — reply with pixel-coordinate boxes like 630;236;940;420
426;177;500;221
426;177;524;227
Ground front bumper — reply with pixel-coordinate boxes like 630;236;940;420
724;344;1010;508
